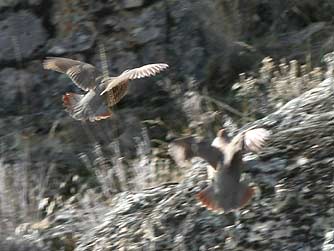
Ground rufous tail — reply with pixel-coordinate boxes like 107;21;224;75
238;185;254;208
62;92;83;112
196;185;219;211
196;184;254;212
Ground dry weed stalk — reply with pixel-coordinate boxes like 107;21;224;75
233;55;325;116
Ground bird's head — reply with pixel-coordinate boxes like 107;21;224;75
211;128;230;151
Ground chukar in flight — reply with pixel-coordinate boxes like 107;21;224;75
43;57;169;121
169;127;270;213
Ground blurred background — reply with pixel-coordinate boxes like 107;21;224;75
0;0;334;250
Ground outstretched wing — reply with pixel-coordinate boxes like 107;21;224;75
244;128;271;152
100;63;169;95
43;57;101;91
120;63;169;80
227;127;270;154
168;136;194;167
169;136;223;169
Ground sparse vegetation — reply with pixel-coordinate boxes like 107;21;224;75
232;56;326;117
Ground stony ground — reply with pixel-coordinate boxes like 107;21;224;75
5;76;332;251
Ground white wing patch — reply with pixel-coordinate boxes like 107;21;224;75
244;128;271;152
100;63;169;95
121;63;169;80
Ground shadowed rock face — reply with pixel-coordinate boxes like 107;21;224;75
0;238;43;251
0;11;47;64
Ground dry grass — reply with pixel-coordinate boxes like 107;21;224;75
232;55;326;117
0;156;54;237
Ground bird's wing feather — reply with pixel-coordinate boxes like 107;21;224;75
100;63;168;95
43;57;100;91
218;127;270;170
120;63;169;80
62;90;111;122
244;128;271;153
169;136;223;169
228;127;270;153
168;136;195;167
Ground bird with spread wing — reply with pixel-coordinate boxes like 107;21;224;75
169;127;270;213
43;57;169;122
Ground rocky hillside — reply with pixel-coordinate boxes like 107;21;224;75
0;0;334;250
8;68;334;251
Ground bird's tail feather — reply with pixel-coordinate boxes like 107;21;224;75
62;92;112;121
237;183;254;208
196;185;219;211
63;93;84;112
196;183;254;212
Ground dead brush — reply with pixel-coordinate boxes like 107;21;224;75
233;56;325;117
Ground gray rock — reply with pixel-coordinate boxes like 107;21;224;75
47;23;97;55
0;0;42;8
122;0;144;9
244;155;287;173
0;11;47;63
0;0;19;8
0;67;42;115
181;91;205;121
131;26;161;44
323;230;334;251
0;237;44;251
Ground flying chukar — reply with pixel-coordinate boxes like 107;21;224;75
169;127;270;213
43;57;169;121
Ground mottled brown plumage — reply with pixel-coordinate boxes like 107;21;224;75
169;127;270;213
43;57;169;121
105;81;129;110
